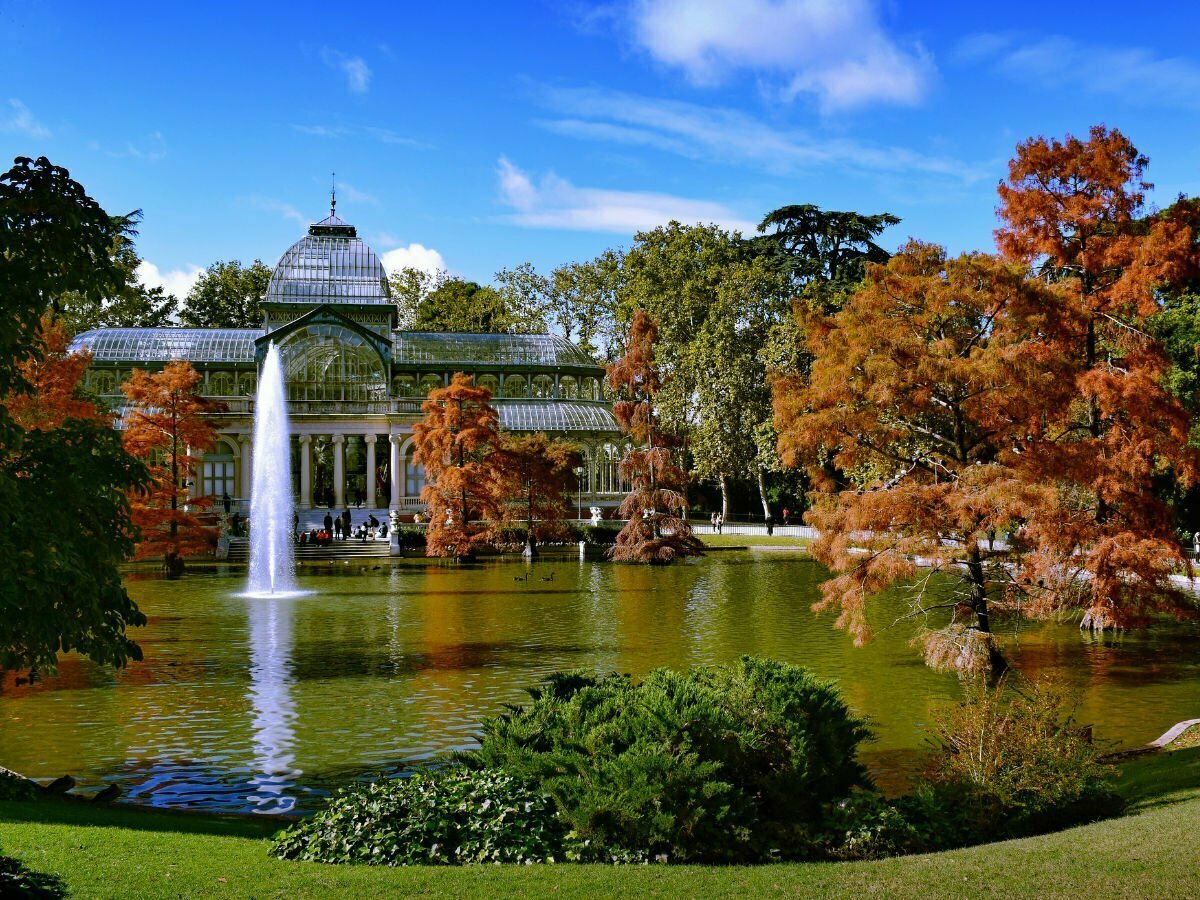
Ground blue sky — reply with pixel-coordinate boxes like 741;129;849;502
3;0;1200;297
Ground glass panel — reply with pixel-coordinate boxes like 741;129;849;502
278;324;388;403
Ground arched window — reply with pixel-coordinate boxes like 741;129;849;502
559;376;578;399
279;324;388;403
503;374;526;398
599;444;621;494
578;448;592;493
404;445;427;497
393;375;417;397
531;375;554;398
419;374;443;396
238;373;257;396
92;370;116;395
581;377;598;400
208;371;235;396
476;374;500;396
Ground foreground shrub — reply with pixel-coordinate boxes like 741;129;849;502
923;676;1124;839
0;770;39;801
579;523;621;546
470;656;873;863
272;768;570;866
390;526;426;550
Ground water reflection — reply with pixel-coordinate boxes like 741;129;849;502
246;597;300;812
0;554;1196;814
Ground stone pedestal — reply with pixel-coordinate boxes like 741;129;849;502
389;508;402;556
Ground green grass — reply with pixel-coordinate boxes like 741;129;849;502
701;534;811;548
2;748;1198;898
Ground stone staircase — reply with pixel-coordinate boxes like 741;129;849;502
225;536;393;562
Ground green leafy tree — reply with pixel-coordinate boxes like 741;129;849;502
0;156;148;673
58;217;178;333
413;276;539;333
619;222;788;517
388;265;448;329
178;259;271;328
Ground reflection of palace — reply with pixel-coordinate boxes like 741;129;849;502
70;206;627;518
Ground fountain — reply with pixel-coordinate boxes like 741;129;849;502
247;343;297;596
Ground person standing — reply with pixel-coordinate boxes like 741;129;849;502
342;508;352;540
323;511;333;535
222;492;232;515
782;507;790;526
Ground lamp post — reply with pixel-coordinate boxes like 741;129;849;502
575;465;584;521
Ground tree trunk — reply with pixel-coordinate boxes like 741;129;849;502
966;544;990;634
756;468;771;520
719;475;730;520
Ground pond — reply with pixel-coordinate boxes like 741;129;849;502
1;551;1197;814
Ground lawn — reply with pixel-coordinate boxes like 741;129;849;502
2;746;1198;899
701;534;811;548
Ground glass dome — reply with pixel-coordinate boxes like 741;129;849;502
265;214;391;306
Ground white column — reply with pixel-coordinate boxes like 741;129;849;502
298;435;312;509
238;434;252;500
332;433;345;509
389;434;402;507
186;445;199;500
365;434;377;508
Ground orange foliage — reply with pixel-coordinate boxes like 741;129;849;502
775;129;1200;663
412;372;502;558
607;311;704;564
489;432;581;555
5;314;108;430
121;361;223;573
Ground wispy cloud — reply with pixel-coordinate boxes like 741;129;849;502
320;47;371;93
2;99;51;139
625;0;933;110
957;32;1200;110
381;243;446;277
85;132;168;161
536;86;985;181
335;181;379;205
249;195;308;225
136;260;204;299
496;156;756;234
290;123;428;148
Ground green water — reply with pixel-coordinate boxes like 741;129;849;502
0;552;1197;814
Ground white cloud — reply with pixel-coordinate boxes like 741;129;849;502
320;48;371;93
496;156;756;234
335;181;378;205
137;261;204;299
960;33;1200;110
537;86;985;181
291;123;428;148
381;243;447;277
249;195;308;225
2;99;51;139
628;0;933;110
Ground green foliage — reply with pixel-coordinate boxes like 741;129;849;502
752;204;898;292
389;526;426;550
471;656;873;863
579;523;621;546
57;220;178;334
413;277;538;334
0;157;148;674
272;768;572;866
178;259;271;328
0;770;39;801
924;677;1125;839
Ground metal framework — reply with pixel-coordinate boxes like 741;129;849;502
265;214;391;306
394;332;597;368
70;328;263;363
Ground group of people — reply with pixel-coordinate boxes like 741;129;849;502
709;512;724;533
298;509;388;546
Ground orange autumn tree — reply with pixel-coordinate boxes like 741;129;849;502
489;432;581;557
412;372;502;559
775;243;1076;673
997;126;1200;630
8;314;109;431
607;311;704;564
122;360;222;577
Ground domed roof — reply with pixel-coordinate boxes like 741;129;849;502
265;213;391;306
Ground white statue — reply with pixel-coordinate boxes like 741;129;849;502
589;506;602;526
